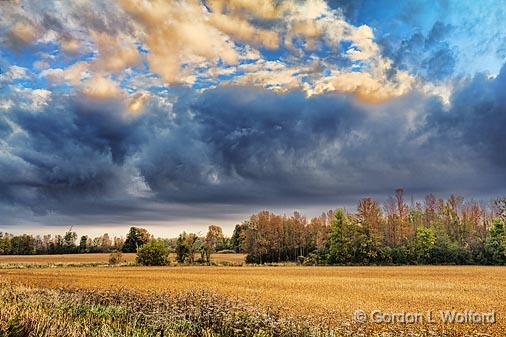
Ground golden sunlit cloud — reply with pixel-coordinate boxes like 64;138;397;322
1;0;427;104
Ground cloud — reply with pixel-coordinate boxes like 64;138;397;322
118;0;241;83
424;64;506;168
41;62;90;86
81;74;123;99
1;1;505;229
208;12;279;49
1;64;506;225
0;65;30;82
90;31;141;72
4;20;39;50
136;70;506;205
1;0;418;103
380;21;456;82
0;91;147;216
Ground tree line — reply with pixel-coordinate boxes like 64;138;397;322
1;190;505;265
0;231;124;255
234;191;506;265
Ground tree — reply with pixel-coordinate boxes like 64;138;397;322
113;237;124;251
79;235;88;253
203;225;225;262
414;227;436;264
186;233;202;263
230;224;246;253
0;232;11;254
494;198;506;221
63;230;77;253
486;220;506;264
175;232;207;264
101;233;112;251
325;209;354;264
357;198;383;238
10;234;36;255
136;240;169;266
175;232;190;263
122;227;151;252
242;211;280;263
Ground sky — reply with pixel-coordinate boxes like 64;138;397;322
0;0;505;237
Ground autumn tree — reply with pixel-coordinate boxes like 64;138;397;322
494;198;506;221
357;197;383;239
122;227;151;253
203;225;225;262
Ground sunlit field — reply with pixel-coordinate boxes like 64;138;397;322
1;265;504;336
0;253;246;266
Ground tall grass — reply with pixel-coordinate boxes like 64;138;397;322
0;282;336;337
0;281;486;337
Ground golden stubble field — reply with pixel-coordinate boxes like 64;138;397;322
0;253;246;265
0;264;504;335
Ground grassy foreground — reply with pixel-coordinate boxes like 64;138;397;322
0;282;495;337
0;265;504;336
0;282;328;337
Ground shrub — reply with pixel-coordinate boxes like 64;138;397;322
136;240;170;266
108;251;123;265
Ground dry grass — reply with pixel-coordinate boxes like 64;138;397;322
0;253;246;265
0;283;323;337
0;265;504;336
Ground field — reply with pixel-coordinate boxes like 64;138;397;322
0;253;246;266
1;263;504;336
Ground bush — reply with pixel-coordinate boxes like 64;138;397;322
136;240;169;266
108;251;123;265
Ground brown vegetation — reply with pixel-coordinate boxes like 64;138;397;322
0;265;504;336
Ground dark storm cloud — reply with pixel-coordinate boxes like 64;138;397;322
0;94;143;215
0;115;11;137
139;88;367;203
1;65;506;225
139;78;506;205
424;64;506;167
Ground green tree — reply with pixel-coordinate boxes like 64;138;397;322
136;240;169;266
175;232;203;263
10;235;36;255
0;232;11;254
414;227;436;264
79;235;88;253
486;220;506;264
63;230;77;253
175;232;190;263
122;227;151;253
325;209;354;264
